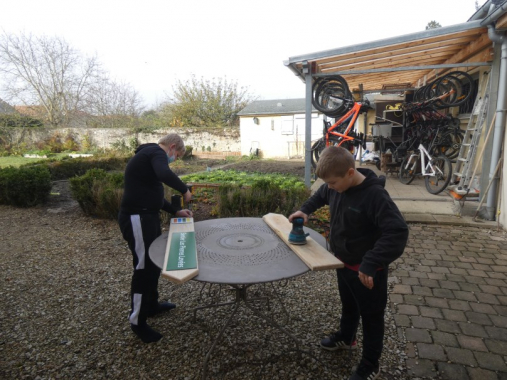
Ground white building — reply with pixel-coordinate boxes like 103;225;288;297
238;99;324;159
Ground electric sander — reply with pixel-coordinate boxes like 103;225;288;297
288;217;310;245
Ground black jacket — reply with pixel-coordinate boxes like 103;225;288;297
300;168;408;276
120;143;188;215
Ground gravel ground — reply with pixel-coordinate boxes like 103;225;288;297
0;180;411;380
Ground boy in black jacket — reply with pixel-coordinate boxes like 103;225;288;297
289;146;408;380
118;133;193;343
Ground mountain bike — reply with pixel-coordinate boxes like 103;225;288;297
310;75;370;168
310;103;370;168
399;143;452;194
413;71;475;108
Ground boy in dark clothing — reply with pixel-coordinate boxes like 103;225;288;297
289;146;408;380
118;133;193;343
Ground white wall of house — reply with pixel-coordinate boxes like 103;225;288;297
240;113;324;159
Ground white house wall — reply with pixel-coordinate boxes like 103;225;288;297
240;113;324;159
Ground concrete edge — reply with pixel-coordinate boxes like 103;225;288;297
403;212;499;228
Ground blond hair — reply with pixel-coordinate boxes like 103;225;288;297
158;133;185;154
315;146;355;179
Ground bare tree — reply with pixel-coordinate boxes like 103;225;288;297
0;31;99;126
87;75;145;128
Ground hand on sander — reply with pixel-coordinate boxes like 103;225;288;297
288;217;309;245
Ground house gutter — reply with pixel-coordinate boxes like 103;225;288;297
485;24;507;220
469;0;493;21
284;61;306;83
480;1;507;27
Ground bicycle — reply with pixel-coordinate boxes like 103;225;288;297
311;75;370;168
399;143;452;195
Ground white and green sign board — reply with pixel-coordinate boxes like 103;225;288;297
166;232;197;271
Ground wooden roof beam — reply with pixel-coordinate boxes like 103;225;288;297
318;45;464;70
316;35;478;67
414;31;492;84
321;51;462;73
495;13;507;29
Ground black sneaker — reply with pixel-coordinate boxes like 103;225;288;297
320;331;358;351
130;323;163;343
350;359;380;380
147;302;176;317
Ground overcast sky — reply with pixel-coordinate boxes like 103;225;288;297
0;0;486;108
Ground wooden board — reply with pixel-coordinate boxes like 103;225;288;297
262;213;343;271
161;217;199;284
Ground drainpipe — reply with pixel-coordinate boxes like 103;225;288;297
480;1;507;26
485;25;507;220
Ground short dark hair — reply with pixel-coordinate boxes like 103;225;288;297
315;146;355;178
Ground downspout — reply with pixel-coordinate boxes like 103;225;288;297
485;25;507;220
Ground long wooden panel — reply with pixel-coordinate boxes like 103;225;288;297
161;218;199;284
263;213;343;271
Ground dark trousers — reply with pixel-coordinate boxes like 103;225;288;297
336;266;388;366
118;212;162;326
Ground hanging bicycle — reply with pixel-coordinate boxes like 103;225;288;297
310;75;370;168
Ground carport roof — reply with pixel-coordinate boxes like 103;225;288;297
284;19;492;93
237;98;316;116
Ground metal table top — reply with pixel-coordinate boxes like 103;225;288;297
149;217;327;285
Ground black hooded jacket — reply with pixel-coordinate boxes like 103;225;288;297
300;168;408;277
120;143;188;215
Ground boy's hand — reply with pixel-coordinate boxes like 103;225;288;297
288;211;308;223
182;189;192;203
358;271;374;289
176;209;193;218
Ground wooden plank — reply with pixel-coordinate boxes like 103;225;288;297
262;213;343;271
496;14;507;30
161;217;199;284
414;31;492;84
319;42;469;71
315;29;486;66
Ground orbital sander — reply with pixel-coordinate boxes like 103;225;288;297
288;217;309;245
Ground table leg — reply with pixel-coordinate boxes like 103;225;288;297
200;284;301;379
193;283;270;322
202;300;241;380
243;299;300;355
193;300;237;323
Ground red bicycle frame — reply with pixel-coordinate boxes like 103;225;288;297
325;102;362;148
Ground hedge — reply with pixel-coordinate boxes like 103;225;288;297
0;165;52;207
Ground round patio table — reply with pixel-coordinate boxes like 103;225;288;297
149;217;328;379
149;217;326;283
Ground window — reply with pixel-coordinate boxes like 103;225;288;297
281;116;294;135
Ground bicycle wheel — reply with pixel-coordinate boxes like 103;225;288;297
312;76;353;117
434;71;475;108
311;138;326;169
435;129;464;159
399;155;417;185
424;155;452;194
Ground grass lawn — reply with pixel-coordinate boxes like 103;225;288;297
0;153;70;168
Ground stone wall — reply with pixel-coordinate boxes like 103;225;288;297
0;127;241;153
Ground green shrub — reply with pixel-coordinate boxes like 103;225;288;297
0;114;44;128
62;133;80;152
216;181;310;218
0;165;51;207
183;145;193;159
22;155;130;181
69;169;124;218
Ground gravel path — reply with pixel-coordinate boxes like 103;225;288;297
1;200;410;380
